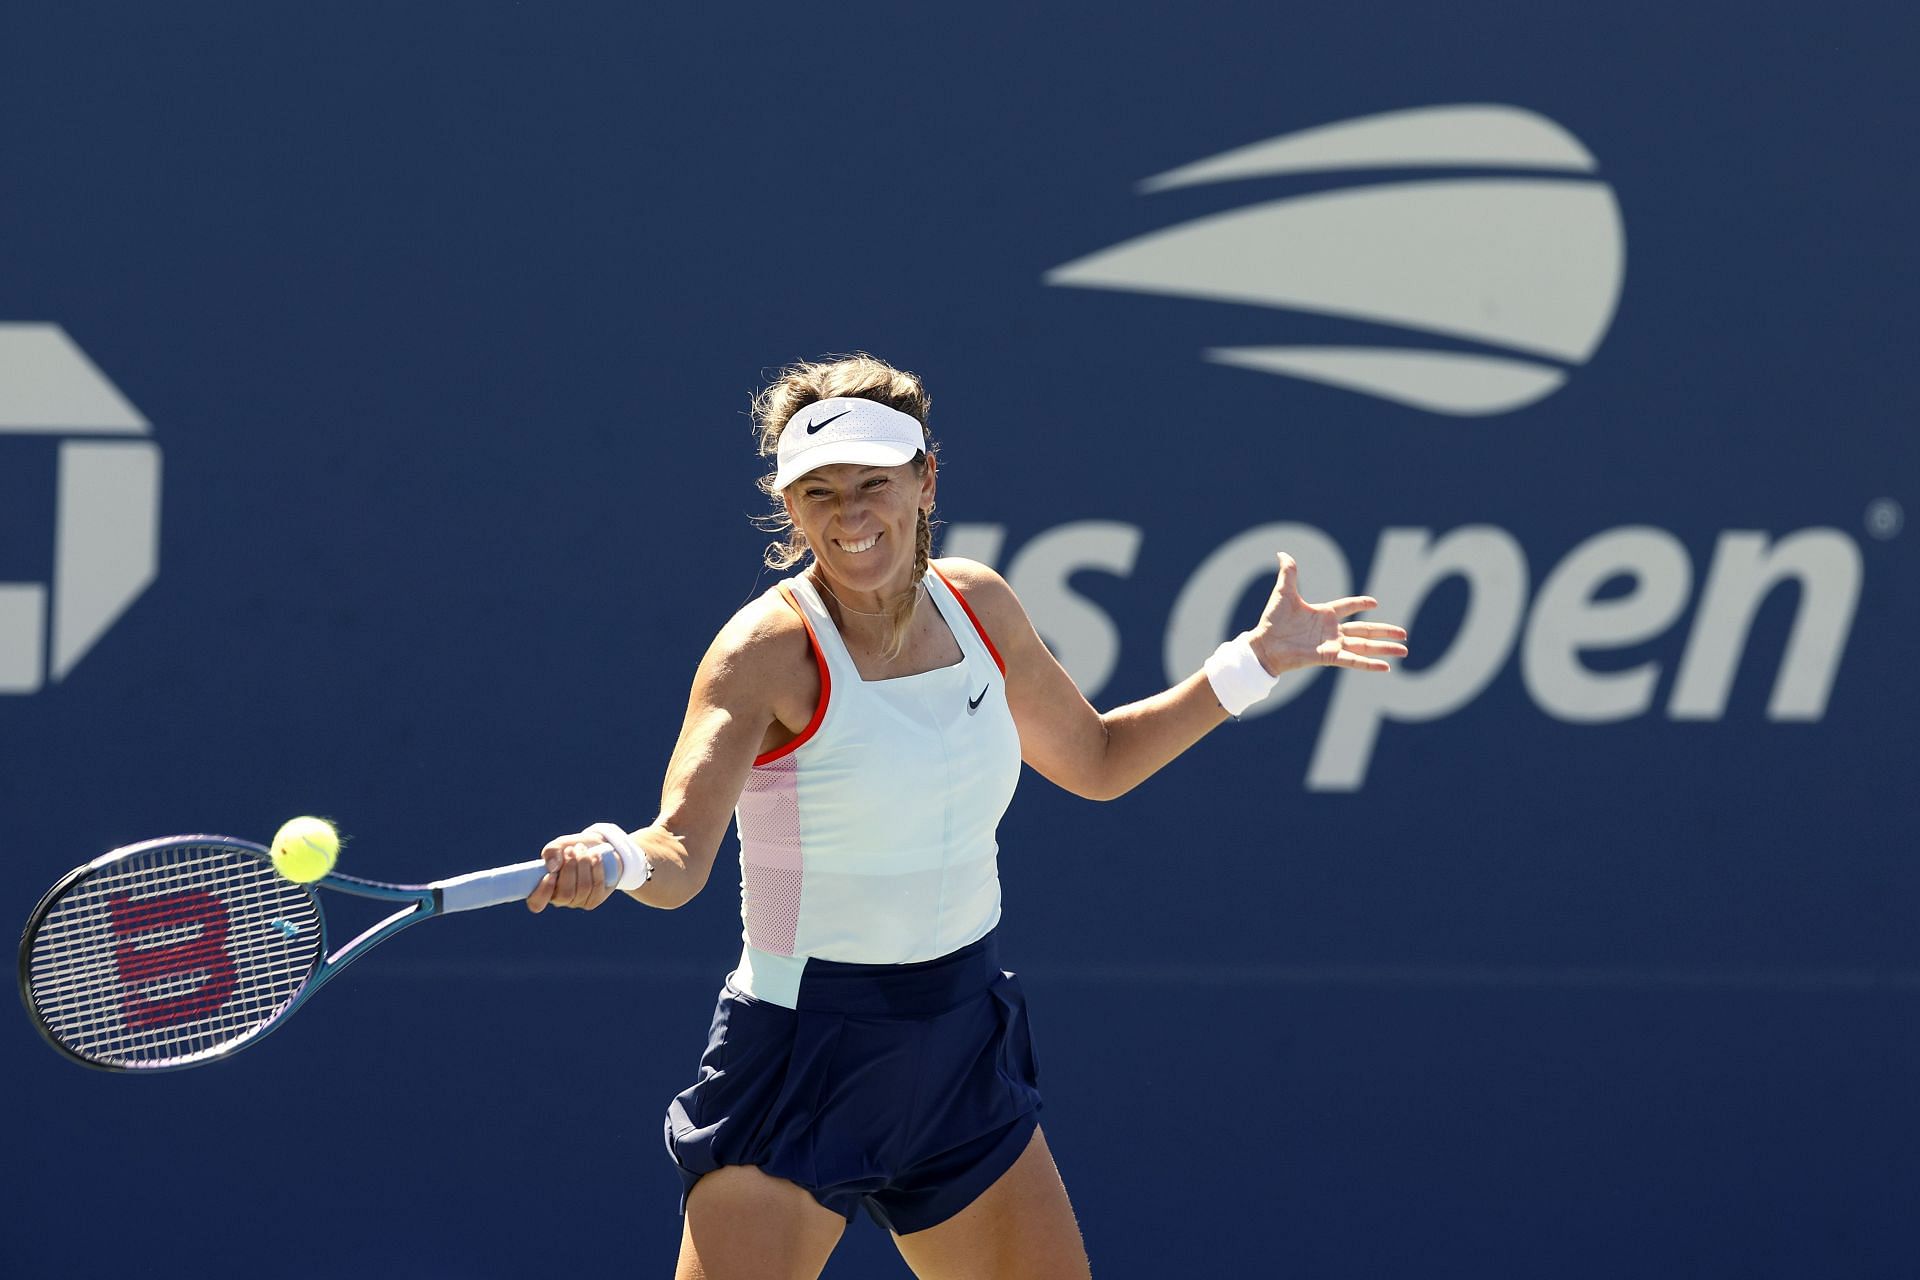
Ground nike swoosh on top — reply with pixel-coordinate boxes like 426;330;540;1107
968;686;989;713
804;408;853;434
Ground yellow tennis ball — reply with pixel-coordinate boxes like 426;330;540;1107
270;816;339;883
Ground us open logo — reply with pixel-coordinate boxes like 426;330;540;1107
0;324;161;694
1044;104;1626;416
960;113;1860;788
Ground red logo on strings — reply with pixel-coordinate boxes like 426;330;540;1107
109;891;238;1029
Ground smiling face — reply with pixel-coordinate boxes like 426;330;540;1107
782;455;935;607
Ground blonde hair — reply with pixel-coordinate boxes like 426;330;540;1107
751;353;937;659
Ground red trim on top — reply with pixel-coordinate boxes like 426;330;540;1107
755;584;830;766
932;565;1006;676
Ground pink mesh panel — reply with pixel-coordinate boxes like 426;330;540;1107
738;757;803;954
744;866;803;954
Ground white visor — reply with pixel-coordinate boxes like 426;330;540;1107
773;397;926;490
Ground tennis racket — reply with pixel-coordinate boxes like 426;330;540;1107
18;833;623;1073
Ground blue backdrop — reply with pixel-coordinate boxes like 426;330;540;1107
5;4;1916;1277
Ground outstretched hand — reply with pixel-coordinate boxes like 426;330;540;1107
1247;552;1408;676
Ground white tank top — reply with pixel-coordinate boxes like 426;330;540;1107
728;565;1022;1007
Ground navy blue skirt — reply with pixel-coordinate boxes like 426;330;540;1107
664;929;1043;1234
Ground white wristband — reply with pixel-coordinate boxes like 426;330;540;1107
589;822;654;890
1203;633;1279;718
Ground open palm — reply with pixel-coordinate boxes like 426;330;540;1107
1248;552;1408;676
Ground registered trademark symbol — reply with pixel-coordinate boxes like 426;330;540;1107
1865;498;1903;540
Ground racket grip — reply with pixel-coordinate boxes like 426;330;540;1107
436;844;626;913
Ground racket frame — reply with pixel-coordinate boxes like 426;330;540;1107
19;834;612;1073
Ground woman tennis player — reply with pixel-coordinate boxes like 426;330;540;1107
527;355;1407;1280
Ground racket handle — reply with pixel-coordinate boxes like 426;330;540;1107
435;844;626;914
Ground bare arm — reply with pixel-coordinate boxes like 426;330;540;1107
939;554;1407;802
527;598;816;911
621;664;766;910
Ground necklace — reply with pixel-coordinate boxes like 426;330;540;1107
810;570;919;618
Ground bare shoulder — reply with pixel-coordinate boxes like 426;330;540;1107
701;587;815;694
932;557;1028;635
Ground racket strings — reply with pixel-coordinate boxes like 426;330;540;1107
26;842;322;1068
